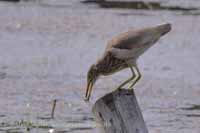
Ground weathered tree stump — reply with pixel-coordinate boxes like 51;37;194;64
92;89;148;133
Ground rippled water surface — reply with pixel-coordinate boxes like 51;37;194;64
0;0;200;132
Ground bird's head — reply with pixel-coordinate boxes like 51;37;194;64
84;64;99;101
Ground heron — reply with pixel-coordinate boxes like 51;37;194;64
85;23;171;101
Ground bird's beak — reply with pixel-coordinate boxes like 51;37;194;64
84;81;93;101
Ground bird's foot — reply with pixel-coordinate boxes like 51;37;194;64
128;86;134;90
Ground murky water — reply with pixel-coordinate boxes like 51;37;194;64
0;0;200;132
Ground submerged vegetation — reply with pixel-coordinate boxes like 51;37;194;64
82;0;199;11
0;120;52;132
181;104;200;111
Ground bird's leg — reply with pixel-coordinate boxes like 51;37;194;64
128;65;141;89
116;63;136;90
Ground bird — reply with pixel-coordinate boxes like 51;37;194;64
84;23;171;101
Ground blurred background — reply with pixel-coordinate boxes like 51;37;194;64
0;0;200;132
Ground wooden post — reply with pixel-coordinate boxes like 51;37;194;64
92;89;148;133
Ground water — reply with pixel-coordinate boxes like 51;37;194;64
0;0;200;132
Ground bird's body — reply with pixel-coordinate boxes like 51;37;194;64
95;52;128;76
85;23;171;101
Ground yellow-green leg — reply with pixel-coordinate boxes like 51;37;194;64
116;66;136;90
128;65;141;89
